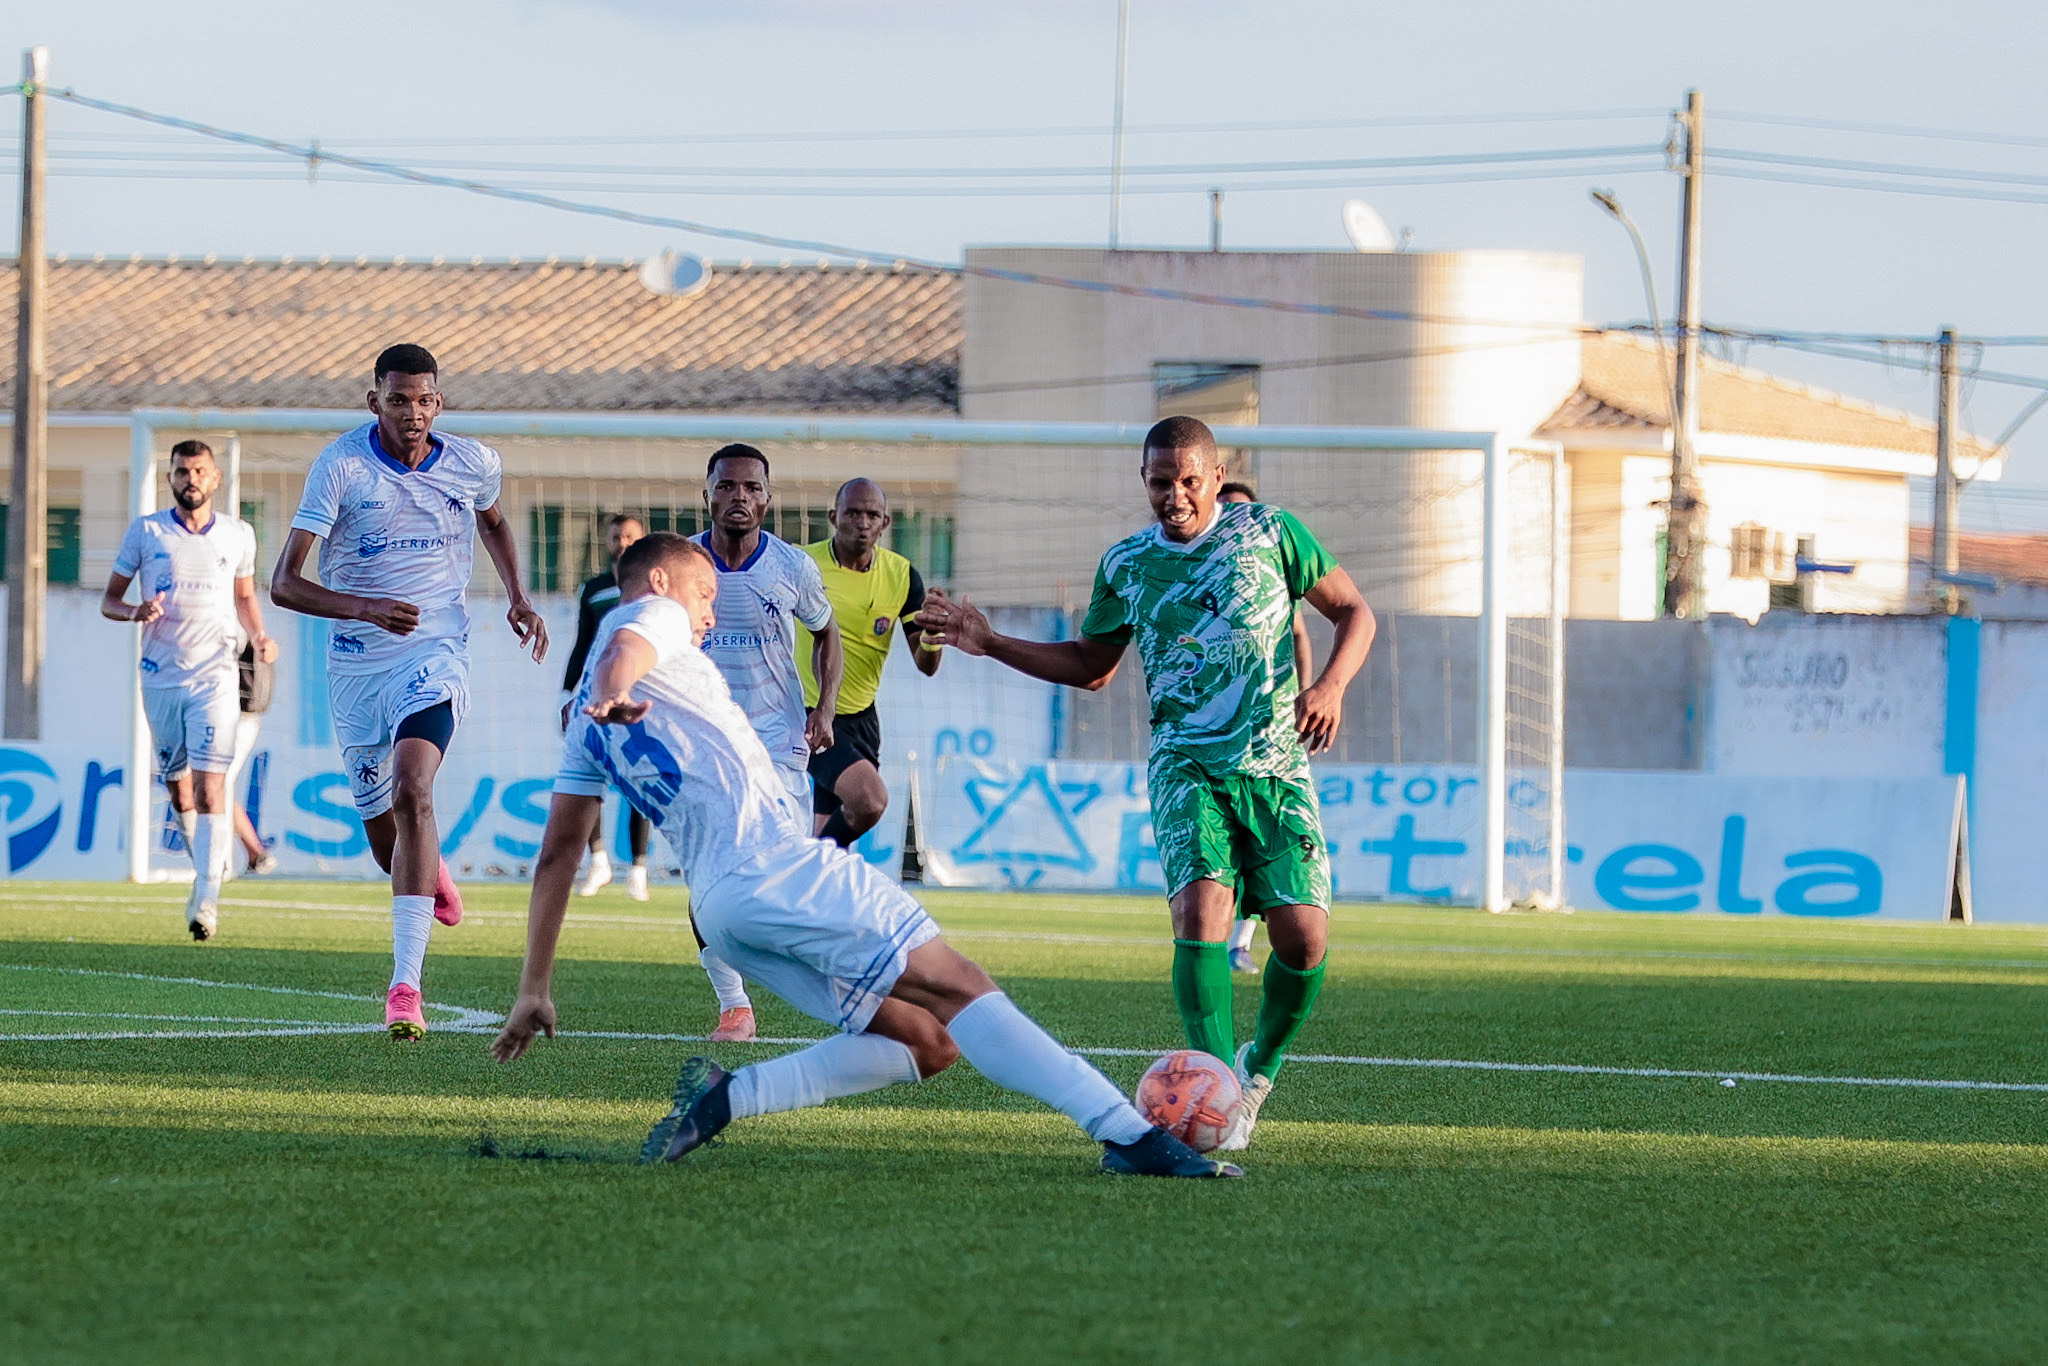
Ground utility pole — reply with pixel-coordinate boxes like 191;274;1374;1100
6;46;48;740
1108;0;1129;250
1932;327;1961;613
1665;88;1708;620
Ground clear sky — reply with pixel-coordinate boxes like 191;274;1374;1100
4;0;2046;527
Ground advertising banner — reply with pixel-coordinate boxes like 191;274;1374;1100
919;758;1968;919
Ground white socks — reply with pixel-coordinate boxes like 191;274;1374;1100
390;894;433;990
190;813;230;903
174;807;197;863
947;992;1151;1145
725;1032;921;1120
701;948;752;1010
1229;919;1256;953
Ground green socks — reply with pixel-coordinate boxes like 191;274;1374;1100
1171;939;1235;1061
1246;955;1325;1081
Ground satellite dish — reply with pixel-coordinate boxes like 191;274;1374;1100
638;249;710;298
1341;199;1396;253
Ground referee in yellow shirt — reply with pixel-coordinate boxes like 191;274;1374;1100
797;478;942;848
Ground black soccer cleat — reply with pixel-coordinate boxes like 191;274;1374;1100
639;1056;735;1164
1100;1126;1244;1179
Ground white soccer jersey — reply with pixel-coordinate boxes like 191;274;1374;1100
559;595;810;891
690;531;833;772
289;423;502;677
111;508;256;690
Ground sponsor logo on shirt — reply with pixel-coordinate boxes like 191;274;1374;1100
360;500;388;510
700;630;772;650
331;634;367;655
358;532;452;559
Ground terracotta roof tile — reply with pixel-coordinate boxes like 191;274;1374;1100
1541;332;2000;461
1908;526;2048;586
0;257;960;412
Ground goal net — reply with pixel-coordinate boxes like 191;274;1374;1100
126;415;1566;912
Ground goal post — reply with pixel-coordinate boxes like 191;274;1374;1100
124;408;1565;911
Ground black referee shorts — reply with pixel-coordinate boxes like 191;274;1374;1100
808;703;882;815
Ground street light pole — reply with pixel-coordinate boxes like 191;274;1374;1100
1590;188;1676;432
6;46;49;740
1666;89;1709;620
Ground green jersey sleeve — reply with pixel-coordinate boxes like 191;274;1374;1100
1080;558;1134;644
1275;509;1339;601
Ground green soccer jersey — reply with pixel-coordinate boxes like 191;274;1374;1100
1081;501;1338;781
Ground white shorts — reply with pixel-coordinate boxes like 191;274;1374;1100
692;840;940;1035
777;763;812;807
144;674;238;778
328;642;470;819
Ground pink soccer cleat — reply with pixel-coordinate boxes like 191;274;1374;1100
433;858;463;927
709;1007;756;1043
386;983;427;1042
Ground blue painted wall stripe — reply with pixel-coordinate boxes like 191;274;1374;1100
1944;616;1980;845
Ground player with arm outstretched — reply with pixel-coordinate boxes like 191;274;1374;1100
270;344;547;1040
917;416;1376;1151
490;532;1237;1180
797;478;942;850
561;513;654;902
101;439;277;940
685;443;845;1043
1218;480;1315;973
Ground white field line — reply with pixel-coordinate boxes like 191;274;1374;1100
13;895;2048;972
6;968;2048;1094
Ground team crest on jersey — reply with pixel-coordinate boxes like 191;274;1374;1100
445;496;465;514
873;616;893;636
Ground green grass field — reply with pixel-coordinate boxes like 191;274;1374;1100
5;882;2048;1364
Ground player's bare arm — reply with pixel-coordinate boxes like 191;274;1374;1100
806;614;843;752
583;631;658;725
269;527;421;635
908;615;944;677
232;575;278;664
98;570;165;625
1294;566;1376;754
475;501;548;662
916;586;1125;690
492;791;603;1062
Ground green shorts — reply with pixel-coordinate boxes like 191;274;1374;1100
1148;758;1331;914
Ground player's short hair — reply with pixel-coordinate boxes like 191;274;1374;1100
608;512;646;532
1143;415;1219;464
1219;480;1257;501
373;343;439;384
168;439;214;464
834;477;885;509
707;443;771;483
618;531;712;588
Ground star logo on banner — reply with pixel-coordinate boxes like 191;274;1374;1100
950;766;1103;874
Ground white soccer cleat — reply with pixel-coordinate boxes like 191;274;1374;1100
188;899;219;943
1228;946;1257;974
1216;1041;1272;1152
577;852;613;897
626;864;650;902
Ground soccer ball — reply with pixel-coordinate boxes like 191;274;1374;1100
1135;1050;1241;1152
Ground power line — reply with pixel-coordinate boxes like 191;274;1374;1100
1718;109;2048;153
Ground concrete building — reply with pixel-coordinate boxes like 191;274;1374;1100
0;250;1999;625
960;246;2003;619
